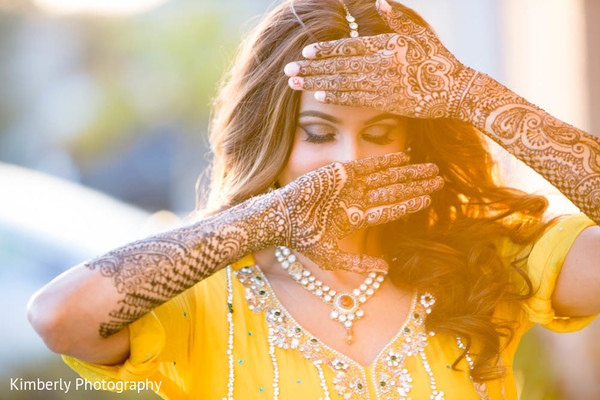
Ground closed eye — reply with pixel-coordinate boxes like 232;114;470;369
362;125;394;145
300;124;336;144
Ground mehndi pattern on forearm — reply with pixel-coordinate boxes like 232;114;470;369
457;73;600;222
85;192;289;337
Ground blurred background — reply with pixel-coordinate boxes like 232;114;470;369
0;0;598;399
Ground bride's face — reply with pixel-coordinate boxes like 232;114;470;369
278;91;409;186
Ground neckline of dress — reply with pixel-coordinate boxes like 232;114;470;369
244;258;419;371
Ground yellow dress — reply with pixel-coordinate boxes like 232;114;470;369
61;214;597;399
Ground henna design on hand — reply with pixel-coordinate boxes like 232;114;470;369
277;152;444;273
285;0;478;119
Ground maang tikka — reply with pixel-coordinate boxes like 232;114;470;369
338;0;359;37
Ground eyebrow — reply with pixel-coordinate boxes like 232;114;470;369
298;110;403;125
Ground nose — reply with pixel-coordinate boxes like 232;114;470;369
339;135;363;162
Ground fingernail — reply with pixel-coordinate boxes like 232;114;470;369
314;91;326;102
288;76;303;89
378;0;391;12
284;62;300;76
302;45;316;59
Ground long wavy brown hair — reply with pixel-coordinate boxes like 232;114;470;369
197;0;553;382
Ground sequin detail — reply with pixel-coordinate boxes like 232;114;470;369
234;264;439;400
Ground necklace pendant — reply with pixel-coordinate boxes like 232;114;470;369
346;328;353;345
275;246;387;345
334;293;359;314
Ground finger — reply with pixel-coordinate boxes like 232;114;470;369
365;176;444;207
345;151;409;176
362;163;440;189
301;34;395;59
288;74;380;92
363;194;432;227
376;0;430;36
287;56;385;77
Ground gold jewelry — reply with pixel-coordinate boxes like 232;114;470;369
275;246;387;344
338;0;359;37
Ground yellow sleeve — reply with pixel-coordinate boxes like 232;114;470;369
61;283;198;399
522;213;598;332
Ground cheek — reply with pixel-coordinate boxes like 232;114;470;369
278;131;333;186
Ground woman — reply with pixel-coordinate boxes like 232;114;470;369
27;0;599;399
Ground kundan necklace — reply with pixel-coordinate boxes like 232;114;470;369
275;246;387;344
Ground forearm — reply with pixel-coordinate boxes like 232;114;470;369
85;191;287;337
456;71;600;223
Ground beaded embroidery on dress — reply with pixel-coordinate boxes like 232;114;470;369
233;264;452;400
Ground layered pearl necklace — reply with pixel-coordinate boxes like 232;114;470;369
275;246;387;345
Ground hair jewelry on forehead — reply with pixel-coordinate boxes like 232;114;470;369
338;0;359;37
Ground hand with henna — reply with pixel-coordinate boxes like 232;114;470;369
284;0;477;119
274;151;444;273
285;0;600;223
68;151;441;338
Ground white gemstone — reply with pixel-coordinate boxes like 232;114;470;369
316;289;323;296
315;281;322;286
366;288;374;295
373;282;380;289
345;15;355;22
359;295;366;303
344;320;352;328
349;22;358;29
368;272;376;278
291;338;299;348
365;278;373;285
282;261;290;269
339;314;347;322
353;289;360;296
303;270;310;277
329;289;336;296
323;285;330;292
308;283;315;290
356;309;364;317
331;310;339;319
350;30;359;38
301;278;309;285
348;314;355;320
376;276;384;282
324;295;332;302
359;284;367;291
308;276;315;282
283;248;290;256
288;254;296;262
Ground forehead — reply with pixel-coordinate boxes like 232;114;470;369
298;91;397;124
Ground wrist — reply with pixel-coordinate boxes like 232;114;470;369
448;66;480;121
210;191;291;253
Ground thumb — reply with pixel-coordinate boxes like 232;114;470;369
335;250;389;274
375;0;430;35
